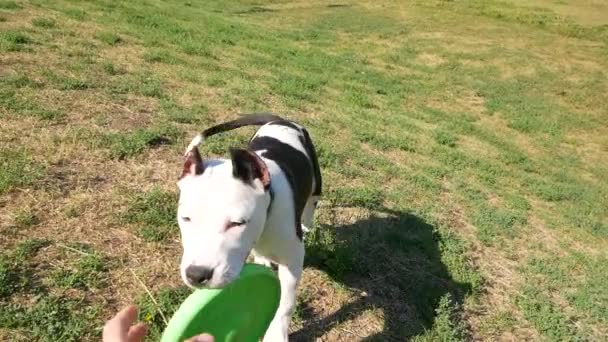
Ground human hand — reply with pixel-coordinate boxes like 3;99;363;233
102;305;214;342
103;305;147;342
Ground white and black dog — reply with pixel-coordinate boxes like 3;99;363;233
176;113;321;341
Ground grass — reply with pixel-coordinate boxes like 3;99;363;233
0;148;44;194
13;209;39;227
142;49;181;64
0;240;106;340
103;125;181;159
0;30;31;52
0;1;19;10
0;0;607;340
31;17;56;28
95;31;122;45
137;287;191;340
50;252;108;290
124;187;178;242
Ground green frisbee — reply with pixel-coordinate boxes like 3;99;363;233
161;264;280;342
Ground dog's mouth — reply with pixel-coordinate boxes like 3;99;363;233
182;264;242;290
181;249;250;289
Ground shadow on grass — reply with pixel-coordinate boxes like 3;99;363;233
291;207;472;341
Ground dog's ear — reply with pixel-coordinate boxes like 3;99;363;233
180;147;204;179
230;148;270;190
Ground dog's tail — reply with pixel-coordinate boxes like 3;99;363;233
184;113;283;155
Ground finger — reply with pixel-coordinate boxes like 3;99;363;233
103;305;138;340
127;322;148;342
113;305;139;328
186;334;215;342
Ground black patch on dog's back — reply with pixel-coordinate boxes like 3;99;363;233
249;136;313;240
267;120;301;131
264;119;321;196
300;128;322;197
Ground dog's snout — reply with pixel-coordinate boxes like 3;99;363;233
185;265;214;286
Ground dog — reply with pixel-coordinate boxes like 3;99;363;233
176;113;322;341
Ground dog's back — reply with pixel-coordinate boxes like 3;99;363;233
250;119;321;239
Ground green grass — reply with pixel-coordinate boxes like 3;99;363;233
95;31;122;45
13;209;39;227
0;148;44;194
137;287;191;340
0;239;49;298
142;49;181;64
51;252;108;290
0;1;20;10
0;295;103;341
124;187;177;242
32;17;56;28
413;294;466;342
517;286;580;340
1;0;607;340
0;30;31;52
0;240;107;340
102;124;181;159
0;88;66;120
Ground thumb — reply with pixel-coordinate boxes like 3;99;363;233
185;334;215;342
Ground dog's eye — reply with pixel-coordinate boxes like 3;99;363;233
181;217;191;222
226;220;247;229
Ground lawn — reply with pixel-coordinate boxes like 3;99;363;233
1;0;607;340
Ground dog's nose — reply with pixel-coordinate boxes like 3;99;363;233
185;265;214;286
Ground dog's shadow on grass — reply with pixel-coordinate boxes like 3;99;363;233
290;207;473;341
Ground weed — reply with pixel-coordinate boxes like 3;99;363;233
517;286;579;340
326;186;384;209
63;8;86;20
103;125;180;159
60;77;93;90
269;73;328;108
0;239;49;298
478;311;517;337
124;187;177;242
3;74;44;88
413;294;466;342
101;61;123;75
137;287;191;339
0;1;19;10
13;209;39;227
160;99;208;124
434;130;457;147
51;253;108;290
472;202;526;244
143;49;180;64
32;17;56;28
180;40;214;57
0;148;44;194
138;73;163;97
0;30;31;52
96;31;122;45
355;124;416;152
0;295;103;341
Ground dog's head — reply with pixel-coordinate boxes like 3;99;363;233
176;147;271;289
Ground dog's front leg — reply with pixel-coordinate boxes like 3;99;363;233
263;242;304;342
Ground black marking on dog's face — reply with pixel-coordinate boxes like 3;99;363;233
249;136;313;240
